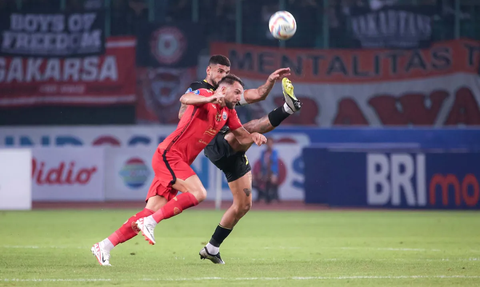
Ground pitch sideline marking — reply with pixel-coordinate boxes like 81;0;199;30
340;247;441;252
2;245;443;251
3;275;480;282
2;245;479;262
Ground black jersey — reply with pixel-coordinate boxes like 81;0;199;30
185;80;215;93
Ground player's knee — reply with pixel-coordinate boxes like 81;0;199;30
190;187;207;202
234;201;251;217
243;201;252;214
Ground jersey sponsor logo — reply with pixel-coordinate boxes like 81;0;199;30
222;111;227;120
204;127;217;137
150;26;186;65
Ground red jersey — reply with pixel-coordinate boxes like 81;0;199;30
158;88;243;164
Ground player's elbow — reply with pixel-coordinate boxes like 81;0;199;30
257;93;268;102
179;95;188;105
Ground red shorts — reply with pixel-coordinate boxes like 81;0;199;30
145;149;196;202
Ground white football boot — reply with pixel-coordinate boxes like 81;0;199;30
135;217;156;245
91;242;111;266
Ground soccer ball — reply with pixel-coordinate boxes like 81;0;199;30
269;11;297;40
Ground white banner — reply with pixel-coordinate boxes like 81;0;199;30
211;40;480;127
203;144;304;201
104;144;304;201
0;126;175;148
105;147;154;201
0;149;32;210
0;126;311;148
0;127;308;201
32;147;104;201
242;73;480;127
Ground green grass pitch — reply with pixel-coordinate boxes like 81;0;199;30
0;209;479;286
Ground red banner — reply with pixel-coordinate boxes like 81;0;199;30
211;39;480;83
135;67;197;124
0;36;136;107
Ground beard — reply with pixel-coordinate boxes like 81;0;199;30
211;78;219;89
225;100;235;109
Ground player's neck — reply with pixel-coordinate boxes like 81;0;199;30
204;78;214;86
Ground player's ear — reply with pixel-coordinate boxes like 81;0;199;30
206;65;211;75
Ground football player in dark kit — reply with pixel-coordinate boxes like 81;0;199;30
180;55;301;264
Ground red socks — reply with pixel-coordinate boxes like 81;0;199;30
107;193;199;246
152;193;199;223
108;208;154;246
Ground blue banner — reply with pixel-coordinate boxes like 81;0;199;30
272;127;480;150
304;148;480;209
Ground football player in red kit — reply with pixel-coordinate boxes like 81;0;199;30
91;74;266;266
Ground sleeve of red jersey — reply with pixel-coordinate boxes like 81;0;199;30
226;108;243;131
196;88;210;97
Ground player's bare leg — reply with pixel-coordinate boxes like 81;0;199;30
91;195;168;266
227;78;301;152
220;172;253;228
200;171;253;264
199;80;301;263
145;195;169;211
136;175;207;245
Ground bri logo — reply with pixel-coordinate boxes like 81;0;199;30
119;158;151;189
367;153;480;208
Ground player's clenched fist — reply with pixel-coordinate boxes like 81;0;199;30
208;95;225;105
251;132;267;146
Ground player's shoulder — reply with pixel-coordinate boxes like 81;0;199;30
187;80;206;90
197;88;214;96
186;80;215;93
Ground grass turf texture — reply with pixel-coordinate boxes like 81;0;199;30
0;209;479;286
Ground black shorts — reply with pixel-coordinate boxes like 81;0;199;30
204;132;251;182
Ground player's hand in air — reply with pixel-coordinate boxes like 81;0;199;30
251;132;267;146
267;67;291;83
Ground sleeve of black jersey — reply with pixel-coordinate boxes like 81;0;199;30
188;81;204;91
183;81;204;95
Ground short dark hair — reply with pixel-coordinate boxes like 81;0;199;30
209;55;231;67
218;74;244;88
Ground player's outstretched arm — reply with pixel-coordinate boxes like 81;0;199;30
230;127;267;146
241;67;291;105
180;93;222;106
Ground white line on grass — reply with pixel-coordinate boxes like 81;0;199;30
0;245;442;252
264;246;301;249
3;279;111;282
340;247;441;252
3;276;480;282
1;245;84;249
